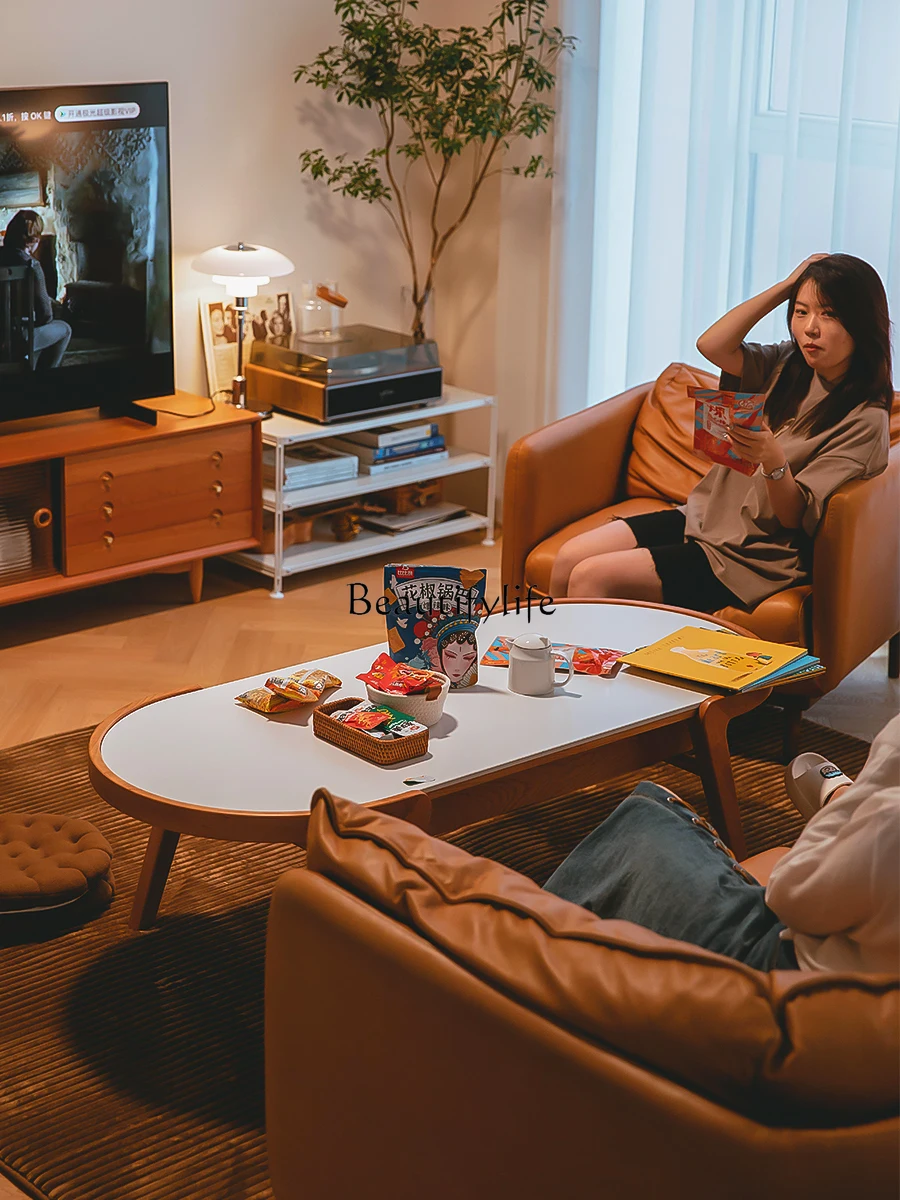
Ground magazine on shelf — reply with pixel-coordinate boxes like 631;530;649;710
360;501;467;533
342;422;439;449
324;434;445;463
689;387;767;476
262;443;358;487
355;449;450;476
620;626;822;692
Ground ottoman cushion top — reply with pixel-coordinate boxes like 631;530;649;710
0;812;113;911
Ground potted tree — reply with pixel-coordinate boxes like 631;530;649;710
295;0;575;341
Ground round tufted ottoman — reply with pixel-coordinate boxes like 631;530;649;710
0;812;114;913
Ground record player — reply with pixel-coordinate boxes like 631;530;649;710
245;324;442;423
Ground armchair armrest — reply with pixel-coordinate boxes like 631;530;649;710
810;446;900;693
501;382;651;590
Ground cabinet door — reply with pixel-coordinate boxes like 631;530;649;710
64;426;254;575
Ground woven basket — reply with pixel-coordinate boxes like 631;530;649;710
313;697;429;765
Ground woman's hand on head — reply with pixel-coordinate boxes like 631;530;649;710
783;253;830;289
726;420;785;473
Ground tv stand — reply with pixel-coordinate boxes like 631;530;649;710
0;393;261;608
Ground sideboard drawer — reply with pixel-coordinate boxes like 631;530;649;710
64;426;254;575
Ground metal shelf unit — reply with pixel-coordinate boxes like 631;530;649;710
229;386;498;597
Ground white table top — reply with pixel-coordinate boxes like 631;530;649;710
99;603;725;817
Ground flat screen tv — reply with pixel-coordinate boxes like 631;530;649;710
0;82;173;425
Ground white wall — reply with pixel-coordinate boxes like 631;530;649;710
0;0;411;398
0;0;560;493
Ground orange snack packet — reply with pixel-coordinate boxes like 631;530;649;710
266;668;342;703
357;653;441;699
235;687;302;714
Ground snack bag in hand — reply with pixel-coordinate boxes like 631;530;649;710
689;387;766;475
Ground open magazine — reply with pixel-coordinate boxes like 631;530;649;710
689;387;766;476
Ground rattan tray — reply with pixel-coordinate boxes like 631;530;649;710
312;696;430;765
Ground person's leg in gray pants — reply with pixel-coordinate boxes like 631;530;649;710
32;319;72;369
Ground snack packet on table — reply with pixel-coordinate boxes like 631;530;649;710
235;687;303;714
480;637;622;677
357;653;443;700
265;668;342;703
334;700;427;737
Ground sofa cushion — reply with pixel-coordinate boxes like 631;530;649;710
625;362;717;503
307;790;899;1126
523;497;673;595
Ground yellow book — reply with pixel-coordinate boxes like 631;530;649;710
620;626;816;692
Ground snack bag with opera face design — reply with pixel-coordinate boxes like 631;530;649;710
383;564;487;689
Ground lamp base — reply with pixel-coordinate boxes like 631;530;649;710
231;375;247;409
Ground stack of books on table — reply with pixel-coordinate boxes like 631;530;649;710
263;444;358;490
322;422;448;475
619;627;825;692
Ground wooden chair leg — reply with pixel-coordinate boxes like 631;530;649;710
130;827;180;931
889;632;900;680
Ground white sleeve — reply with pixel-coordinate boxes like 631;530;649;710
765;717;900;937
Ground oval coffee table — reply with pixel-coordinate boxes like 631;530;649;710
89;599;769;928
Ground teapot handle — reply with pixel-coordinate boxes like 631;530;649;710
552;650;574;688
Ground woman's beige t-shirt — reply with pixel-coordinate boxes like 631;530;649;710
683;341;890;608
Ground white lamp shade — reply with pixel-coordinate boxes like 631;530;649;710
191;242;294;280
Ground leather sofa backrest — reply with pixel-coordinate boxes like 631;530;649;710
624;362;716;503
307;789;899;1128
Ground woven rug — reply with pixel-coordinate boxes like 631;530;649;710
0;711;871;1200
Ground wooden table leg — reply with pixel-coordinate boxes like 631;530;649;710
689;695;757;861
130;827;180;931
188;559;204;604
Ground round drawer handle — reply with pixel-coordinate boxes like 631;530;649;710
210;509;223;525
212;480;224;495
100;471;114;490
101;502;114;520
33;507;53;529
102;532;115;547
210;452;224;467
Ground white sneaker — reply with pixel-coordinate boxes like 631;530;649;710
784;753;853;821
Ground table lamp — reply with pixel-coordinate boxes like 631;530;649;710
192;242;294;408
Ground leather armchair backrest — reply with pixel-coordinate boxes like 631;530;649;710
307;790;899;1128
624;362;716;503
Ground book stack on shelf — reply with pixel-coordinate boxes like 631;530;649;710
322;422;448;475
263;444;358;490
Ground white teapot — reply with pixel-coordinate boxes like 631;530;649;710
508;634;574;697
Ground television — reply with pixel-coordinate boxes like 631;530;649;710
0;82;173;425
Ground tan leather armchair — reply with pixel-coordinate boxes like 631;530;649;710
501;365;900;751
266;792;899;1200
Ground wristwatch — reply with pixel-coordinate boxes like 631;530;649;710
762;463;788;481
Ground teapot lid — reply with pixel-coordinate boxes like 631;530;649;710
512;633;550;651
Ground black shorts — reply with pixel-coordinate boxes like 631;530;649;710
619;509;742;614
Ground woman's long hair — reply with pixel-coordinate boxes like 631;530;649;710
765;254;893;436
3;209;43;252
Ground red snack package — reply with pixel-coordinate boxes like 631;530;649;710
334;702;394;731
571;647;623;676
357;654;441;697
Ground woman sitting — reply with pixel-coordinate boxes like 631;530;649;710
548;254;893;613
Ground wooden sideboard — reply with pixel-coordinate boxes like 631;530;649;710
0;394;262;608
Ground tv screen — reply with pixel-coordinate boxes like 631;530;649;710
0;82;173;423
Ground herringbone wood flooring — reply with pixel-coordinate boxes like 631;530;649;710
0;534;502;751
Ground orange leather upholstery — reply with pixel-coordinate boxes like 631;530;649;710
624;361;716;501
502;365;900;697
741;846;790;886
266;793;900;1200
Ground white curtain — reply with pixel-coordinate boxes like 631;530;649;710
551;0;900;416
